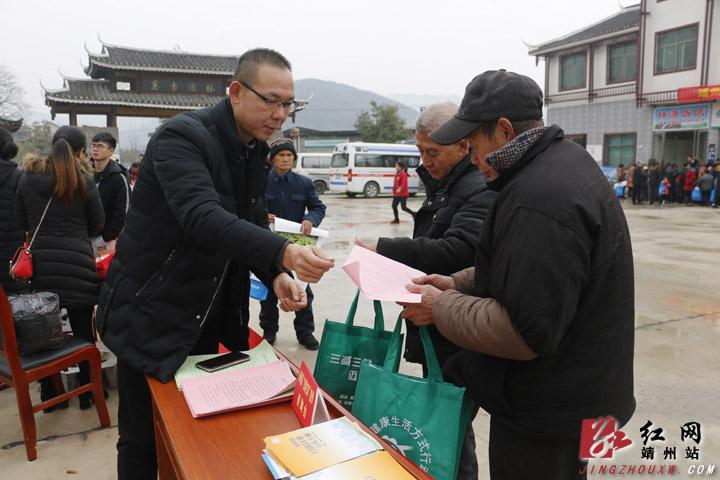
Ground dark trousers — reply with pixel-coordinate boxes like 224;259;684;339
488;415;587;480
391;196;414;221
42;307;95;396
116;312;228;480
631;186;642;204
260;284;314;339
701;190;711;206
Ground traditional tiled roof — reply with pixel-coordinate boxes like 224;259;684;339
0;116;23;133
529;5;640;56
85;41;240;77
45;78;222;110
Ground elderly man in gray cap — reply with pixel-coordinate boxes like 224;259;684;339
400;70;635;480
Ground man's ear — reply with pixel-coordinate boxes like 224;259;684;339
457;139;470;157
496;117;516;143
228;80;242;104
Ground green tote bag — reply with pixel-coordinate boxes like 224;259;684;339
352;320;472;480
313;290;401;409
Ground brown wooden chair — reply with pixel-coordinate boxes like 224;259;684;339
0;286;110;461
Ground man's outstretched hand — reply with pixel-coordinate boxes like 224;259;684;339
282;243;335;283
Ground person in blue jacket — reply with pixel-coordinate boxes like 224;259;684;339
261;138;326;349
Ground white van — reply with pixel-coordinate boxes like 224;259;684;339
328;142;421;197
294;153;332;194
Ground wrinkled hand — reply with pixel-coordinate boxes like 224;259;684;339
272;273;307;312
282;243;335;283
268;213;276;224
398;283;443;326
411;274;455;291
300;220;313;236
354;239;377;252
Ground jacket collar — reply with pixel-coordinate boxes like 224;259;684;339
94;158;122;180
487;124;564;192
211;98;258;160
270;168;293;182
417;154;475;196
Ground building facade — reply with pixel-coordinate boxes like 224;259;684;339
530;0;719;167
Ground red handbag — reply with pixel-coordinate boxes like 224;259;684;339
9;196;53;282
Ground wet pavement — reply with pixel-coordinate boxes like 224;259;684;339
1;194;719;479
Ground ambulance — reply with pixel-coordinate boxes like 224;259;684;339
328;142;421;197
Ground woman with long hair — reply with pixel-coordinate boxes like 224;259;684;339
16;126;105;410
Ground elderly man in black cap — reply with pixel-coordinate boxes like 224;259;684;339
399;70;636;479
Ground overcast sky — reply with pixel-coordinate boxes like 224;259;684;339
2;0;637;115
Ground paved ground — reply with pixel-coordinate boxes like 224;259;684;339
1;194;719;479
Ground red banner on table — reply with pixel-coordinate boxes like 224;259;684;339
677;85;720;103
292;361;329;427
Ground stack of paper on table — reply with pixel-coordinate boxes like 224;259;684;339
174;340;278;391
182;359;296;418
263;417;414;479
262;450;416;480
342;245;425;303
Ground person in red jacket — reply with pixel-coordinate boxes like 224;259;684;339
391;160;415;224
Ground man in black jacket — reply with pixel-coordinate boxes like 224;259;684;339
91;132;129;253
401;70;635;480
97;49;334;480
373;102;495;480
375;102;494;370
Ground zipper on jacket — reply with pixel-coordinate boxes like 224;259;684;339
135;249;175;298
198;258;231;329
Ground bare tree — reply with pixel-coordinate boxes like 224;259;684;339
0;65;29;119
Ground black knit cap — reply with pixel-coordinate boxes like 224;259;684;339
268;138;297;162
430;69;544;145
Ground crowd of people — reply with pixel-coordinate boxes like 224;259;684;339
1;47;704;480
615;157;720;207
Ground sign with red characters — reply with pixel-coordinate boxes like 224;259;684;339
677;85;720;104
292;361;330;427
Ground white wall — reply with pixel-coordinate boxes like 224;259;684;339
708;2;720;84
642;0;707;92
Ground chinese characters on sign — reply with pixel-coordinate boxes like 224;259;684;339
653;104;710;131
677;85;720;103
140;78;224;95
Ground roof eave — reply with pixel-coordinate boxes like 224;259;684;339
44;95;213;110
529;26;639;56
88;59;234;76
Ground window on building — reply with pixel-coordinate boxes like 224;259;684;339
608;41;637;83
566;134;587;148
604;133;636;166
560;52;587;91
655;24;698;74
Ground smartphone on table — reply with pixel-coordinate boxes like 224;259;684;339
195;351;251;372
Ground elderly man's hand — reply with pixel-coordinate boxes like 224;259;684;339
272;272;307;312
398;282;443;326
411;274;455;291
300;220;313;236
282;243;335;283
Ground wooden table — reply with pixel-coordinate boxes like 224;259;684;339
148;362;432;479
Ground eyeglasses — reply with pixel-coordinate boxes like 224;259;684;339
90;143;108;150
240;81;297;113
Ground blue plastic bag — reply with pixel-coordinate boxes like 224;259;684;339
691;186;702;203
249;273;268;301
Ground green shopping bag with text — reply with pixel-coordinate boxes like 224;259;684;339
352;321;472;480
313;290;401;409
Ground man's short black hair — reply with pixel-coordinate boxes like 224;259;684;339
232;48;292;84
92;132;117;150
